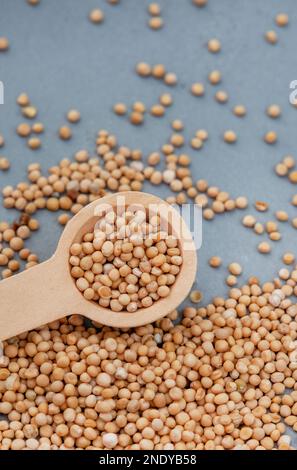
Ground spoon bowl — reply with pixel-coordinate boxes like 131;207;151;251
0;192;197;340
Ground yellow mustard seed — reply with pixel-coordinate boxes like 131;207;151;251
264;131;277;144
265;30;278;44
275;13;289;27
223;130;237;143
209;256;222;268
0;37;9;51
67;109;81;123
233;104;246;117
191;82;205;96
59;126;72;140
27;137;41;150
208;38;221;53
148;16;163;30
113;103;127;115
136;62;151;77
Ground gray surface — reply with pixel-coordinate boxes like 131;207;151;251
1;0;297;300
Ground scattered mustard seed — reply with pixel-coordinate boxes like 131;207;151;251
67;109;80;123
208;38;221;53
0;157;10;171
264;131;277;144
89;8;104;24
191;82;205;96
258;241;271;254
59;126;72;140
27;137;41;150
223;130;237;144
233;104;246;117
275;13;289;27
209;256;222;268
148;16;163;30
190;290;203;303
113;103;127;115
0;37;9;52
265;30;278;44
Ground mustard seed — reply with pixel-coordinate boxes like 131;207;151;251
27;137;41;150
17;93;30;107
190;290;203;303
130;111;144;125
233;104;246;117
208;38;221;53
150;104;165;117
164;73;177;86
282;252;295;265
148;3;161;16
0;157;10;171
67;109;80;123
265;30;278;44
171;119;184;131
264;131;277;144
31;122;44;133
191;82;205;96
275;13;289;27
113;103;127;116
267;104;281;119
208;70;221;85
258;241;271;254
209;256;222;268
17;123;31;137
59;126;72;140
223;130;237;144
0;37;9;52
22;106;37;119
148;17;163;30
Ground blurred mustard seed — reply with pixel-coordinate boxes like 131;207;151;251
266;104;281;119
208;38;221;53
148;2;161;16
191;82;205;96
275;13;289;27
264;131;277;144
148;16;163;30
228;262;242;276
17;123;31;137
171;119;184;131
275;210;289;222
130;111;144;125
208;256;222;268
136;62;151;77
150;104;165;117
22;106;37;119
258;241;271;254
152;64;166;78
159;93;173;107
226;274;237;286
132;101;146;113
191;137;203;150
233;104;246;117
0;134;4;147
113;103;127;115
215;90;228;103
0;37;9;51
27;137;41;150
17;92;30;107
223;130;237;144
67;109;81;123
164;73;178;86
59;126;72;140
31;122;44;133
89;8;104;24
208;70;221;85
265;30;278;44
282;252;295;265
0;157;10;171
254;200;269;212
190;290;203;303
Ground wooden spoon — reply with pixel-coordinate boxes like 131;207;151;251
0;192;197;341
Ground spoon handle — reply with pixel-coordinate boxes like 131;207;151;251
0;257;68;341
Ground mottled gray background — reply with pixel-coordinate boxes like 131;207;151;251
0;0;297;303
